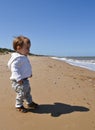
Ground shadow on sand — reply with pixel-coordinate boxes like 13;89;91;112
29;102;89;117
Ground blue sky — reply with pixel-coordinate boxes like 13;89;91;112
0;0;95;56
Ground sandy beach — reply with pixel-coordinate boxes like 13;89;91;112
0;53;95;130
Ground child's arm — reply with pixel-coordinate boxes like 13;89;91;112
11;58;22;82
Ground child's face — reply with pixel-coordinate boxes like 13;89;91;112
17;43;31;56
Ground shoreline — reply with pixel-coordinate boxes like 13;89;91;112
51;56;95;72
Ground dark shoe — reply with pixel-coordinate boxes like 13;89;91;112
16;106;28;113
28;102;38;110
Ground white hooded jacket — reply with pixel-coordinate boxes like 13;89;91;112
8;52;32;82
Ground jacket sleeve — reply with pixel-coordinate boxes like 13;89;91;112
11;57;22;82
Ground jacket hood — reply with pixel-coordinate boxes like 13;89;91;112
7;52;24;69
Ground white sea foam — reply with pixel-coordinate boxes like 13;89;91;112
51;57;95;71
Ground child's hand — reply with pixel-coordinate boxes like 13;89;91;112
18;80;23;85
30;74;32;78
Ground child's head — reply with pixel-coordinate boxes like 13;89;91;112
13;36;31;56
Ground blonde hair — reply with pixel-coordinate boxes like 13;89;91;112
13;36;31;50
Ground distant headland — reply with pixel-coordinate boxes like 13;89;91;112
0;48;45;56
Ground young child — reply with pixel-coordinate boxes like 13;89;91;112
8;36;38;113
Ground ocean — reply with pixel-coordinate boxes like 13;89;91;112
51;56;95;72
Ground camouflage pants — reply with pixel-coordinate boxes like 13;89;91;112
11;79;32;108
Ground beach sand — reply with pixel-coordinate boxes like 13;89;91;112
0;53;95;130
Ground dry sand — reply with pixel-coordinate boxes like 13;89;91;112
0;53;95;130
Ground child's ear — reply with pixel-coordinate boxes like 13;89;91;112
17;45;21;50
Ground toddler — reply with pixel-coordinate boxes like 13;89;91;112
8;36;38;113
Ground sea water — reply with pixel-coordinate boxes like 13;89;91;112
51;56;95;72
